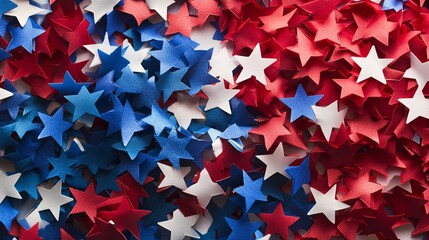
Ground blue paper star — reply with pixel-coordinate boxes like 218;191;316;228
65;86;103;122
280;84;323;122
133;76;160;108
155;129;193;169
142;104;177;135
94;167;120;193
75;142;115;174
183;49;219;95
49;71;90;96
0;124;16;149
113;134;152;159
137;21;165;42
101;95;124;136
150;39;187;74
156;67;189;102
119;152;157;183
0;48;11;61
234;171;267;212
47;153;78;182
94;71;117;96
225;214;262;240
38;108;73;146
15;171;40;199
121;101;144;146
116;66;148;94
13;112;39;138
0;199;19;231
98;46;130;79
285;156;311;195
382;0;405;11
6;18;45;53
141;183;177;225
0;81;30;119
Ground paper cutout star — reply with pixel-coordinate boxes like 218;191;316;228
281;84;323;122
287;28;324;66
312;101;347;140
13;113;38;138
85;0;121;23
235;43;276;85
0;0;17;19
352;12;396;46
399;91;429;124
6;18;45;53
259;203;299;239
36;181;73;221
146;0;175;20
168;93;205;129
0;171;21;203
403;52;429;91
122;39;150;73
234;171;267;212
250;113;291;150
47;153;78;182
117;0;154;25
156;68;189;102
119;101;144;146
38;108;73;146
70;182;107;222
65;87;103;122
285;156;311;195
142;104;176;135
308;184;350;224
84;33;117;68
49;71;90;96
209;46;239;84
158;209;200;240
155;129;193;169
202;82;239;114
0;199;19;231
158;163;191;190
150;39;187;74
225;214;262;240
98;46;130;79
351;46;393;84
4;0;45;27
184;169;224;208
256;144;298;180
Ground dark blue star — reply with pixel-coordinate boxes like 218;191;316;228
47;153;78;182
94;167;120;193
38;108;73;146
0;48;11;61
13;112;39;138
0;199;19;231
141;183;177;225
98;46;130;80
65;86;103;122
6;18;45;53
285;156;311;195
137;21;165;42
15;171;40;199
280;84;323;122
0;124;16;149
120;101;144;146
234;171;267;212
183;49;219;95
156;67;189;102
94;71;117;96
0;80;30;119
225;214;262;240
150;39;187;74
101;95;124;136
116;66;148;94
133;76;160;108
75;142;116;174
155;129;193;169
49;71;90;96
119;152;157;183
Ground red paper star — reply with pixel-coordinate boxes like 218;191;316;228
360;205;404;239
117;0;154;25
166;3;199;37
87;218;126;240
70;182;108;222
61;20;95;55
348;113;389;144
259;203;298;239
286;28;324;66
339;173;383;206
250;112;291;150
352;11;396;46
189;0;221;26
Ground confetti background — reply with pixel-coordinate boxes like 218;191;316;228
0;0;429;239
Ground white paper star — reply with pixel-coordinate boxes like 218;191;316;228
398;91;429;124
403;52;429;91
235;43;277;85
0;171;21;203
351;45;393;84
158;209;200;240
194;212;213;235
184;169;224;208
0;88;13;101
307;185;350;224
191;23;222;54
209;46;239;84
4;0;45;27
157;162;191;190
36;181;73;221
376;168;411;193
146;0;175;20
123;39;151;73
202;82;240;114
312;100;348;140
84;0;121;23
256;144;299;180
168;93;205;129
84;33;117;68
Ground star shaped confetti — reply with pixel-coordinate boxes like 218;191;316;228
351;46;394;84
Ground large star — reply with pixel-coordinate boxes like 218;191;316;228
209;46;239;84
158;209;200;240
202;82;240;114
312;100;348;141
399;91;429;124
36;181;73;221
65;86;103;122
85;0;121;23
6;18;45;53
184;169;224;208
351;46;393;84
38;108;73;146
259;203;299;239
308;184;350;224
235;43;277;85
69;182;107;222
234;171;267;212
287;28;324;66
281;84;323;122
4;0;45;27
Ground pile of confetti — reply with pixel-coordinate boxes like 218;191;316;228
1;0;429;239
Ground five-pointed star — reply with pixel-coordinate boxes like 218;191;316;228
38;107;73;146
146;0;175;20
65;87;103;122
168;93;205;129
307;185;350;224
158;163;191;190
84;33;117;68
351;46;393;84
399;91;429;124
209;46;239;84
158;209;200;240
235;43;277;85
0;171;21;203
202;82;240;114
312;100;348;140
256;144;299;180
123;39;150;73
184;169;224;208
403;52;429;91
36;181;73;221
84;0;121;23
280;84;323;122
4;0;45;27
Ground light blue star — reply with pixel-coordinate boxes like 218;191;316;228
49;71;90;95
142;104;177;135
234;171;267;212
6;18;45;53
280;84;323;122
382;0;405;12
65;86;103;122
150;39;187;74
38;108;73;146
120;101;144;146
13;112;39;138
156;67;189;102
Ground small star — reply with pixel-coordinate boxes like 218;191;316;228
158;163;191;190
234;171;267;212
280;84;323;122
158;209;200;240
0;171;21;203
65;86;103;122
202;82;239;114
312;101;348;140
36;181;73;221
184;169;224;208
351;46;393;84
38;108;73;146
256;143;299;180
